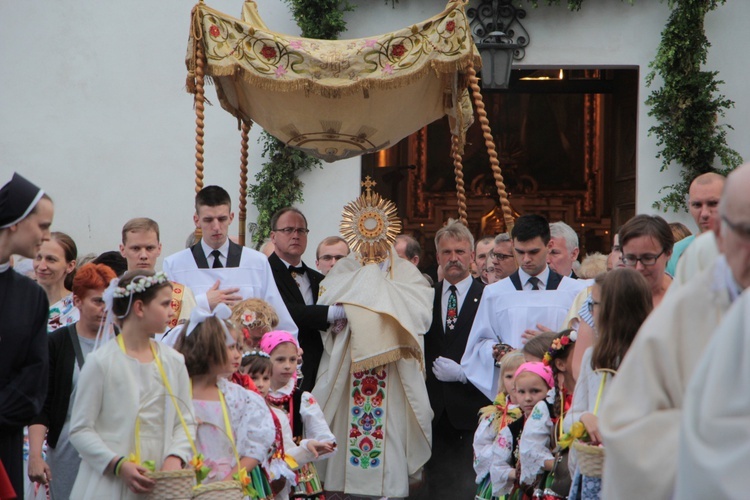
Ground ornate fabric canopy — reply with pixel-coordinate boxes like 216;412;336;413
186;0;480;162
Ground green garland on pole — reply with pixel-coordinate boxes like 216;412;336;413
248;0;354;247
646;0;741;211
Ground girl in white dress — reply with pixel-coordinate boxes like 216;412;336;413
69;270;195;499
173;305;275;493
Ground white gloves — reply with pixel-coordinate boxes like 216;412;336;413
327;304;347;322
432;356;467;383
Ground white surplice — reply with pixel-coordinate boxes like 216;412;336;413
163;245;297;335
461;275;587;400
599;256;737;500
675;290;750;498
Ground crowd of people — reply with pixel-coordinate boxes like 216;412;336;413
0;164;748;500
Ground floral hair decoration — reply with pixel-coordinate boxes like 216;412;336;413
112;271;169;298
543;330;578;366
242;349;271;359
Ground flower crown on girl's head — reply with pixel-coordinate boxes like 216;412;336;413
542;330;578;366
242;349;270;359
112;271;169;298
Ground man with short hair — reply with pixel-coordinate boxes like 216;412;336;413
491;232;518;280
394;234;421;266
600;164;749;500
0;173;53;497
120;217;196;329
315;235;350;275
268;207;345;396
474;236;494;284
666;172;725;275
421;221;489;499
461;215;587;399
163;185;296;333
548;221;580;278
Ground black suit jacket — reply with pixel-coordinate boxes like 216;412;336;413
424;279;490;431
268;252;328;393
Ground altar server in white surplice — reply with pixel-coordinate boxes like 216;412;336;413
163;185;296;336
461;215;588;400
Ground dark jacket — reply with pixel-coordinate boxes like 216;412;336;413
424;279;490;431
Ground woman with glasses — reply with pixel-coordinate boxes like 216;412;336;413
617;215;674;307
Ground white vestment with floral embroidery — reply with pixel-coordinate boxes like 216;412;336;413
312;256;433;498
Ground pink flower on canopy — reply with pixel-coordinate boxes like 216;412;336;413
382;63;394;75
289;40;303;50
275;65;287;78
364;39;378;48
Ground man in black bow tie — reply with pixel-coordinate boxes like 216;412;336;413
268;208;345;400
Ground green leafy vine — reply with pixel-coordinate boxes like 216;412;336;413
646;0;741;211
249;0;354;247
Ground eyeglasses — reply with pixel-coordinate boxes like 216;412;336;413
274;227;310;235
490;251;515;261
621;250;664;267
721;214;750;241
318;254;347;262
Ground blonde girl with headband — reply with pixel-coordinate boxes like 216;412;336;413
231;298;279;350
260;331;336;500
490;362;556;497
173;305;275;493
68;270;195;499
473;351;524;500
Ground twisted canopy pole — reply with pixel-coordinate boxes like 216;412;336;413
238;120;252;246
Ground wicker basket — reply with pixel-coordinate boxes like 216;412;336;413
145;469;196;499
572;440;605;478
191;480;244;500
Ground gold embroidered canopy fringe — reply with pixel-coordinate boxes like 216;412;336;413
185;0;515;241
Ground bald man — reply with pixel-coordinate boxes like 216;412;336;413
666;172;725;275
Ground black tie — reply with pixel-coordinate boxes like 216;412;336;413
210;249;223;268
528;276;541;290
289;265;306;275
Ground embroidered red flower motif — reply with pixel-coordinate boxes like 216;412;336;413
371;392;383;407
209;25;220;38
391;43;406;58
260;45;277;60
446;20;456;33
372;428;384;440
353;388;365;406
361;376;379;396
349;426;362;438
359;437;374;452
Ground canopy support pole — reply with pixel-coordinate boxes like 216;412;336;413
238;120;252;246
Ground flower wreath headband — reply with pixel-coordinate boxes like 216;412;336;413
242;349;271;359
542;330;578;366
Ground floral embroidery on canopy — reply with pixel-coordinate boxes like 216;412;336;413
186;0;480;162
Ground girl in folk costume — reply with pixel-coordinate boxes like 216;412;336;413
173;304;276;495
491;362;556;498
260;331;336;500
69;270;195;499
242;351;298;498
565;269;652;500
474;351;524;499
538;329;579;500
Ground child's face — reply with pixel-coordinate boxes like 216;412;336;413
250;369;272;398
502;369;516;400
224;333;242;375
514;371;549;417
139;287;175;335
269;342;298;390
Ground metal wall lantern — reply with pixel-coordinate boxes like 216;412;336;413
467;0;530;89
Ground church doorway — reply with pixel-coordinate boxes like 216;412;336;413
362;68;638;274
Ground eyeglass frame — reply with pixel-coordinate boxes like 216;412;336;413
318;254;347;262
490;250;515;261
586;297;601;315
621;250;665;267
274;227;310;235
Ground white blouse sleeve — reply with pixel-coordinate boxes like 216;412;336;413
273;407;317;467
489;425;515;496
519;402;553;485
221;379;275;462
473;415;496;481
566;347;597;432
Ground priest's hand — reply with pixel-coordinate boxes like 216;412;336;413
207;280;242;309
432;357;467;383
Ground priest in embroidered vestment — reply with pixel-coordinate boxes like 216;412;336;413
312;182;434;499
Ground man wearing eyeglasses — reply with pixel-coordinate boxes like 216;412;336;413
666;172;725;276
315;236;350;275
268;207;346;399
490;232;518;280
600;164;750;500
